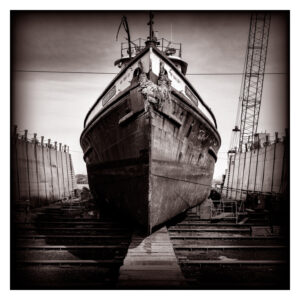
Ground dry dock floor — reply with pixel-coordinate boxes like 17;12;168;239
11;200;289;289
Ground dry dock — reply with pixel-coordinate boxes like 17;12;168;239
11;199;289;289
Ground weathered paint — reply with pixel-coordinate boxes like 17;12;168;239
12;133;76;208
223;136;288;199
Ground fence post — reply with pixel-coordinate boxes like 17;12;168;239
240;143;248;201
229;151;236;199
48;139;54;201
279;129;289;194
24;129;31;204
64;145;71;198
261;135;269;194
60;143;66;198
271;133;278;193
41;136;48;202
235;150;242;201
13;125;21;203
225;155;232;198
253;138;260;193
33;133;40;206
54;141;61;200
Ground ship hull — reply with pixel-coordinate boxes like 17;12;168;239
81;81;220;232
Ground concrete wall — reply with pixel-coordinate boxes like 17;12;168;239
12;129;76;208
223;132;288;200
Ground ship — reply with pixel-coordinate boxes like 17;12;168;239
80;13;221;233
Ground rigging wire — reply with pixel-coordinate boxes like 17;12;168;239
12;69;287;76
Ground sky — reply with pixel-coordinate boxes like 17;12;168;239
11;11;289;180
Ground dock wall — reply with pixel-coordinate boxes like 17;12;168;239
222;131;288;201
12;127;77;208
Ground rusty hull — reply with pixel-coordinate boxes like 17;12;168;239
81;77;220;233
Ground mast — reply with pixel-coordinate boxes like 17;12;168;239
146;12;158;45
116;16;132;58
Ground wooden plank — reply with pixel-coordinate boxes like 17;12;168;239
17;235;131;239
17;259;123;265
180;260;287;265
117;226;186;288
18;227;130;231
170;235;285;240
174;245;286;250
16;245;128;250
14;221;125;225
169;228;250;232
175;222;255;226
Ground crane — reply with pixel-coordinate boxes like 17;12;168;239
229;12;271;154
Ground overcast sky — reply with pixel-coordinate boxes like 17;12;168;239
11;11;289;179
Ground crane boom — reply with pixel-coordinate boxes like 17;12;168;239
231;13;271;153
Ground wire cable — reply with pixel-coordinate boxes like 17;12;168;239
12;69;287;76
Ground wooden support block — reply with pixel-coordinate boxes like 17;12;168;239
117;226;187;288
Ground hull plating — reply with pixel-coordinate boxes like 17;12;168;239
81;83;220;232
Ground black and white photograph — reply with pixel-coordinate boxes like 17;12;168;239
10;9;290;290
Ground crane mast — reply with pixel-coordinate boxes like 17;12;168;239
230;13;271;153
